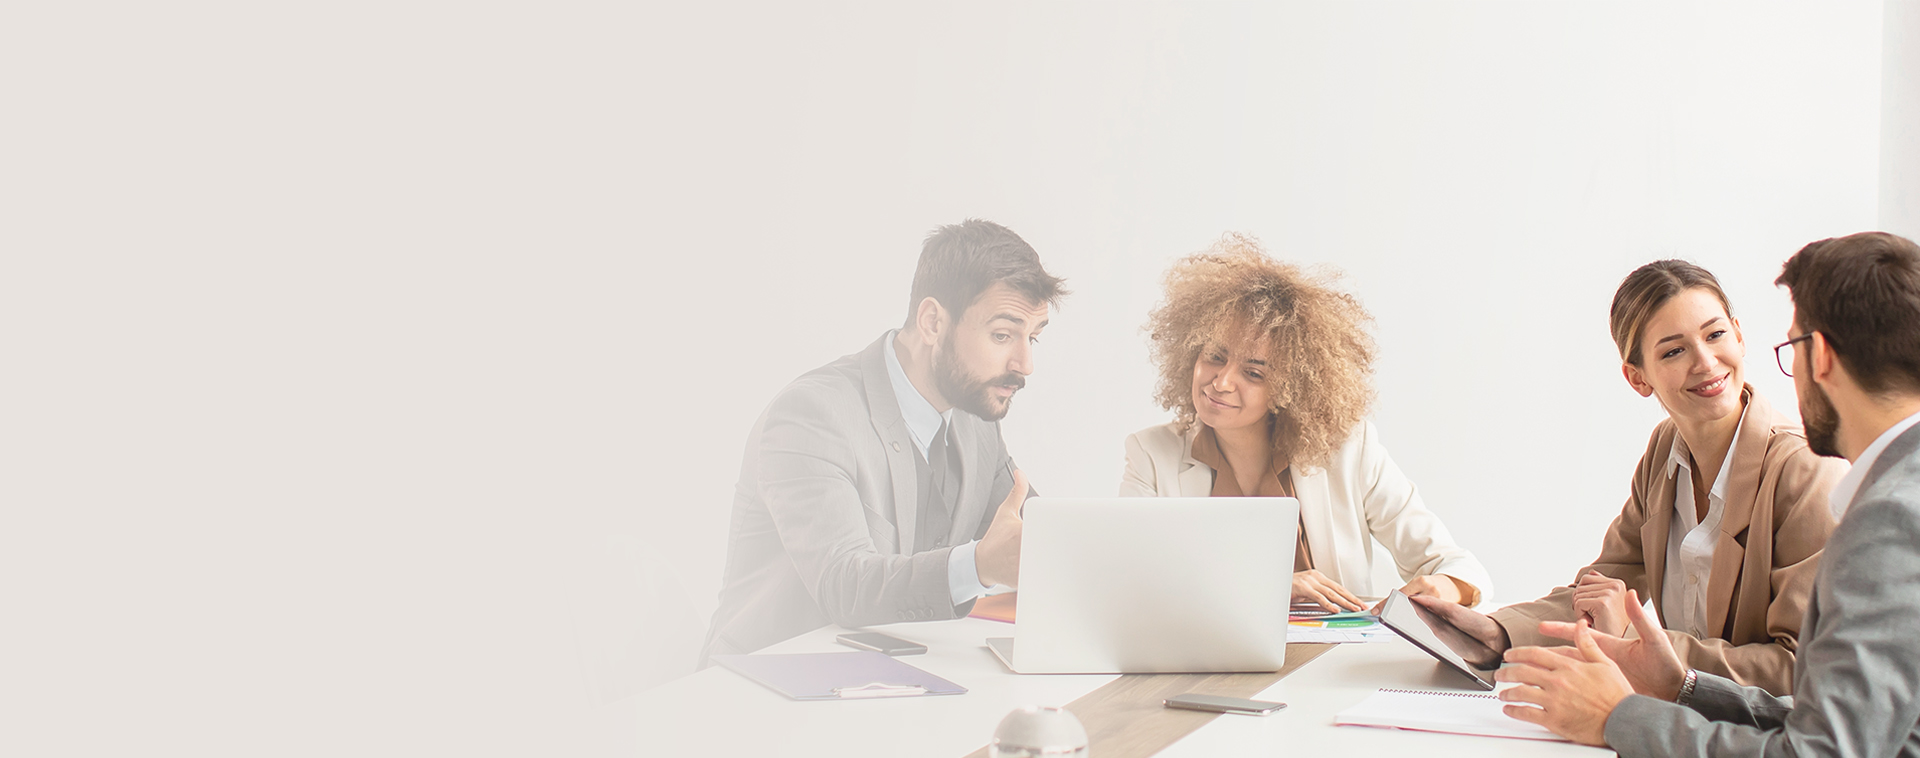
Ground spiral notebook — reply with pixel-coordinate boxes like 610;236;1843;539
1333;688;1567;742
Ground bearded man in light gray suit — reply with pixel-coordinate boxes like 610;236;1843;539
1440;232;1920;755
701;219;1067;662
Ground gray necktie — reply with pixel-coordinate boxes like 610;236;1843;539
918;419;959;549
928;418;962;511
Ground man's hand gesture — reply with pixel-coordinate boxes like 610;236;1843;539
975;470;1028;588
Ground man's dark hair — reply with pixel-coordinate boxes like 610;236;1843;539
904;219;1068;328
1776;231;1920;396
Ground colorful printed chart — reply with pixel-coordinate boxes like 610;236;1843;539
1288;614;1397;643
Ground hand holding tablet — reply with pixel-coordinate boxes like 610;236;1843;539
1373;590;1498;690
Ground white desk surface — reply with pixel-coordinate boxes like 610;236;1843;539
635;618;1615;757
1156;637;1612;757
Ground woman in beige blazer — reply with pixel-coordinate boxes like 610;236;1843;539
1413;260;1844;696
1121;234;1492;611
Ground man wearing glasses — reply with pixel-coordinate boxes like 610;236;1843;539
1492;231;1920;756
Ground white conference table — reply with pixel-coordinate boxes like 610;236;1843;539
635;617;1615;757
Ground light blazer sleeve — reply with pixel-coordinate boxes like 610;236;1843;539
1602;488;1920;757
755;382;962;628
1492;427;1663;647
1351;422;1494;602
1119;431;1160;497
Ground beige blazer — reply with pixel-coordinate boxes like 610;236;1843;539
1490;388;1843;695
1121;419;1493;600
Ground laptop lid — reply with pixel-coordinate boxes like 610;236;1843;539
997;497;1297;674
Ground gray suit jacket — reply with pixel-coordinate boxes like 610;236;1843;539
1603;423;1920;757
700;333;1019;662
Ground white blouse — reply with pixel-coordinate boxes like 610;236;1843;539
1661;404;1747;638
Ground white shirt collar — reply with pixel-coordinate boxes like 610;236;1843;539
883;329;952;458
1665;400;1749;503
1829;407;1920;518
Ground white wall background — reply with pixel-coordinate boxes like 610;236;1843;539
1886;0;1920;239
3;2;1909;756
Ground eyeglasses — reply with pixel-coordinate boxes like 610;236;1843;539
1775;333;1815;377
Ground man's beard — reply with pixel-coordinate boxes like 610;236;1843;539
1800;378;1842;458
932;335;1025;421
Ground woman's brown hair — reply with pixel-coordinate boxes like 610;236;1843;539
1609;260;1733;367
1145;233;1376;470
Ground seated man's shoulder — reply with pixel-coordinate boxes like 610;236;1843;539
1834;456;1920;555
762;349;870;419
1861;454;1920;512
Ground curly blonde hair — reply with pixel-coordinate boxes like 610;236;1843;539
1145;233;1377;471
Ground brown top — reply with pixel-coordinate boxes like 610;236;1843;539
1488;387;1845;695
1191;425;1313;572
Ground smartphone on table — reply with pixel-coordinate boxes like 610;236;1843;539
1164;693;1287;715
834;631;928;656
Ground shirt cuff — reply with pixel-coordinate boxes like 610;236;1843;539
947;540;1010;606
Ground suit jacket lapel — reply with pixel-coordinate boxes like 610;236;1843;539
1641;427;1678;615
1290;466;1353;589
1704;388;1766;638
1177;428;1214;496
859;334;919;554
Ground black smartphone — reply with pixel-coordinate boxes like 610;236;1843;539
834;631;928;656
1164;693;1287;715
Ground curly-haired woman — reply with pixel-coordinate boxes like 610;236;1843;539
1121;233;1491;611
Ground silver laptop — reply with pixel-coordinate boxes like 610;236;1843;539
986;497;1296;674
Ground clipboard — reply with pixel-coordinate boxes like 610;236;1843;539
712;651;968;700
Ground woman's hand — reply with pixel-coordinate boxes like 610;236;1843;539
1570;570;1630;637
1397;574;1466;605
1292;569;1366;611
1407;593;1512;669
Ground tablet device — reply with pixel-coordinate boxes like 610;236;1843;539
1374;590;1497;691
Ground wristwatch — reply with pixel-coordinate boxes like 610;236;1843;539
1675;669;1699;706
